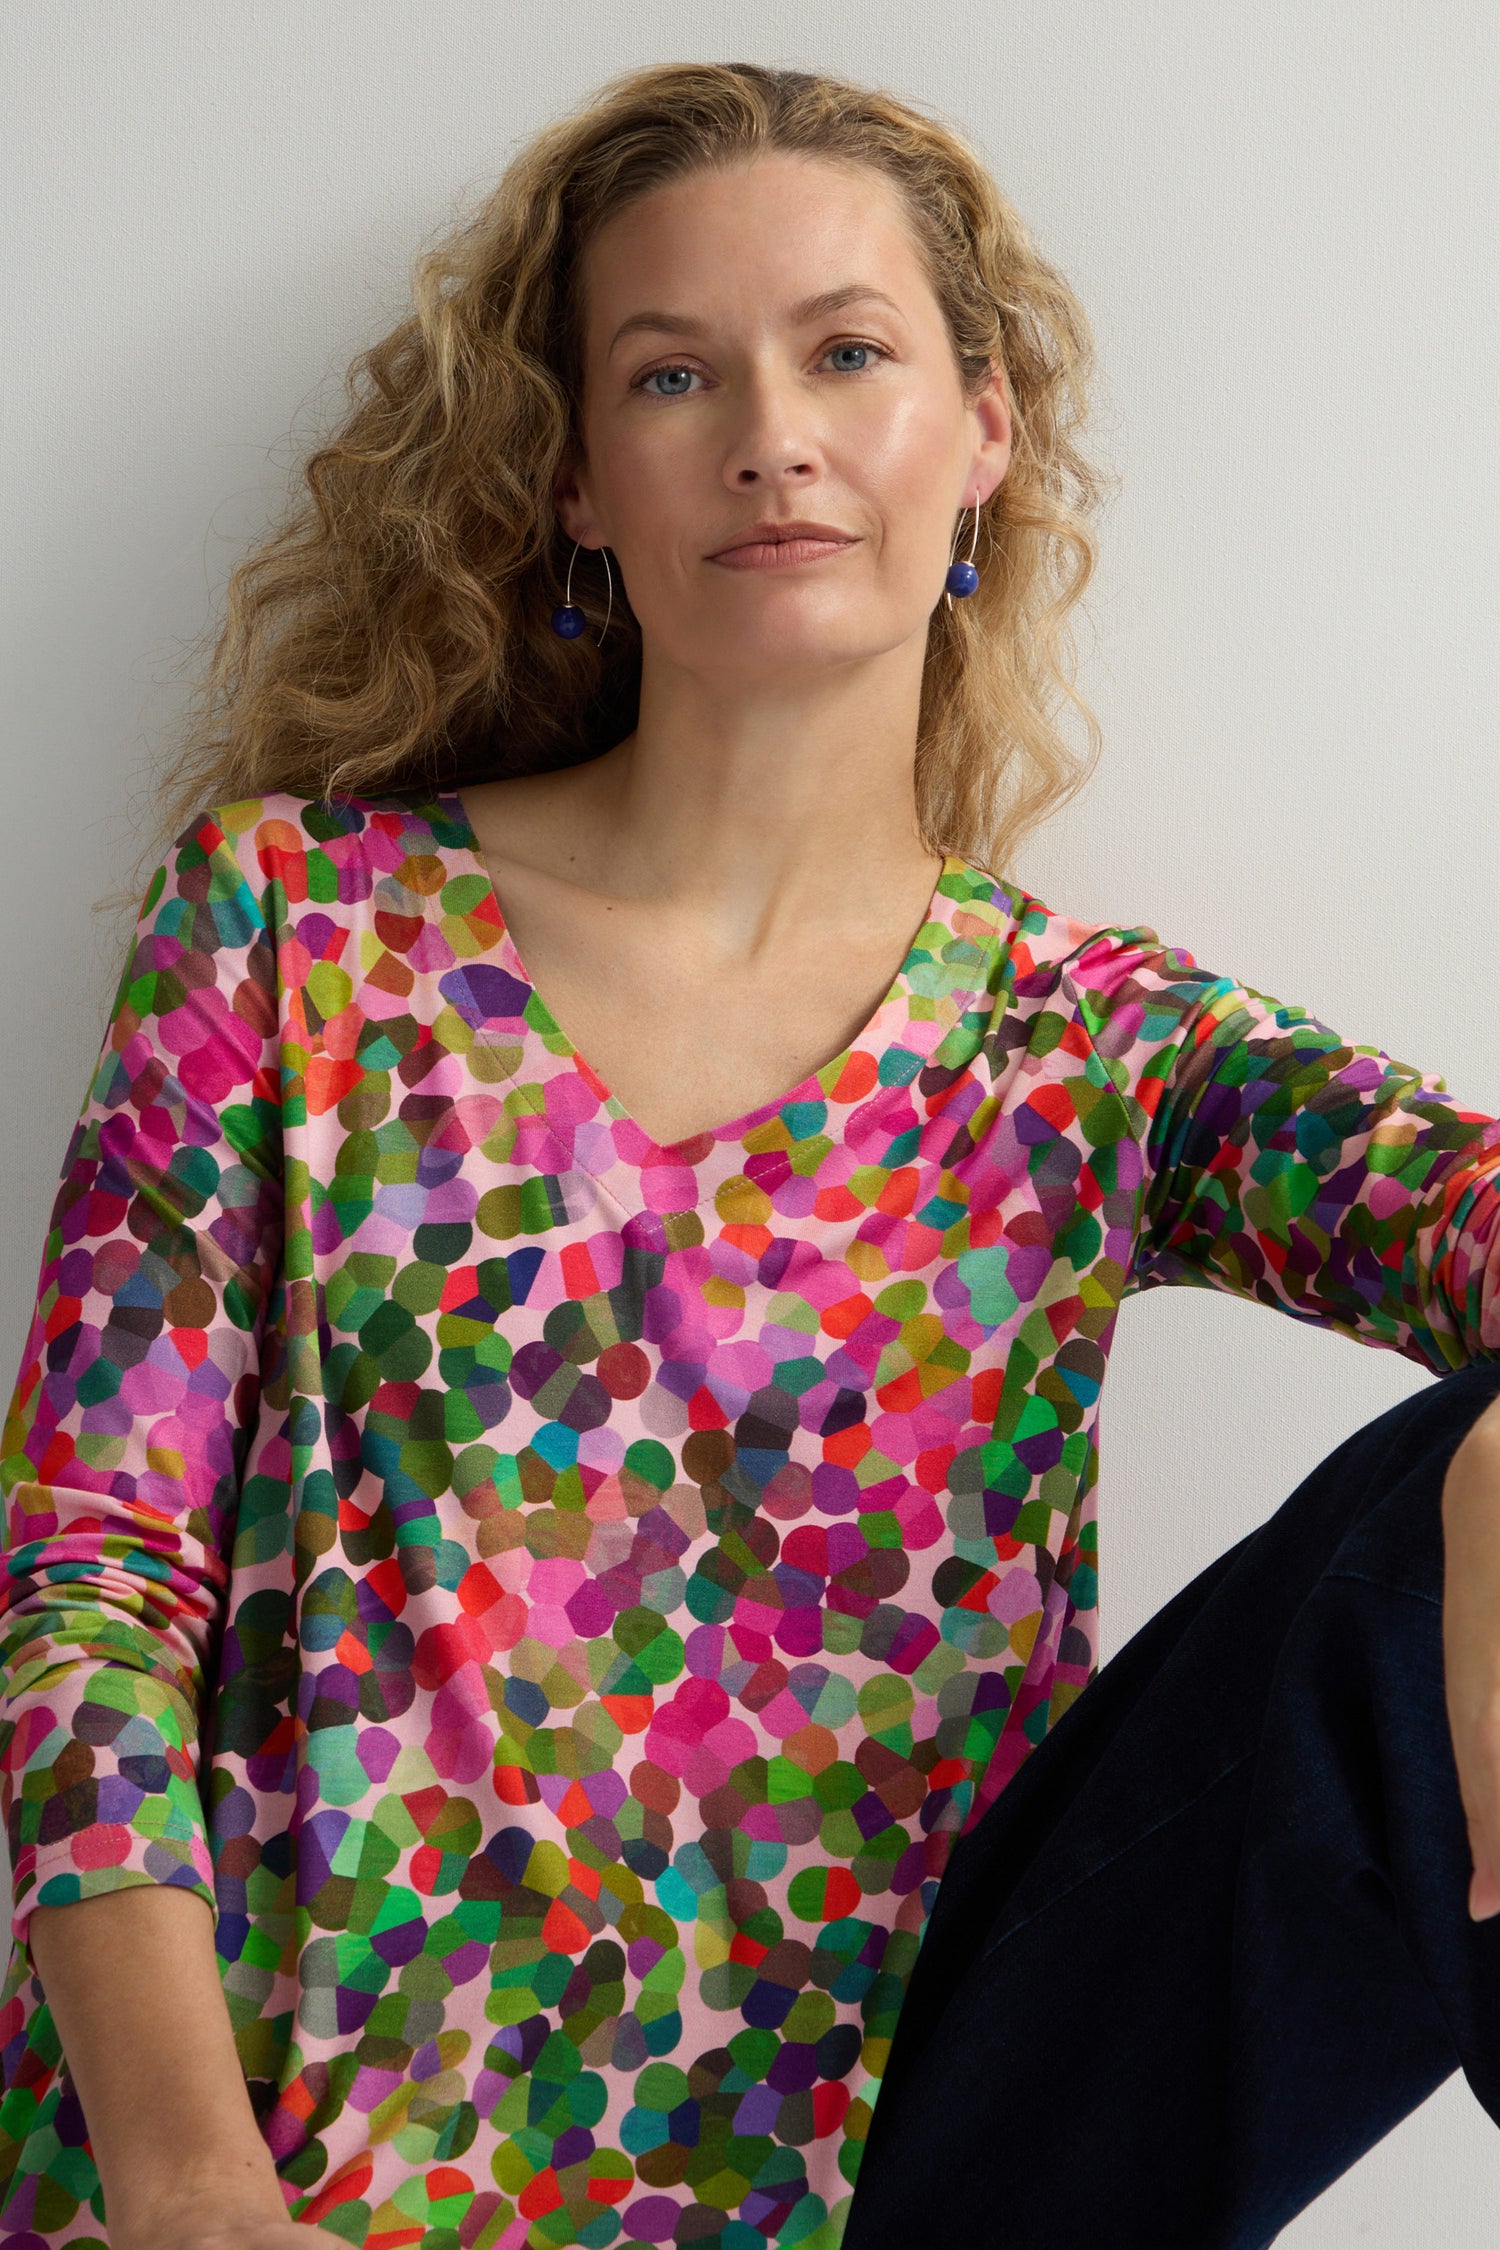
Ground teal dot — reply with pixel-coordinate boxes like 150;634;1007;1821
531;1420;579;1469
877;1047;923;1087
781;1100;828;1139
655;1866;697;1922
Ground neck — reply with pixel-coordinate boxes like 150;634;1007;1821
558;635;942;956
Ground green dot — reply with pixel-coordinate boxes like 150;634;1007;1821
727;2027;779;2081
787;1869;832;1921
306;961;353;1019
858;1676;913;1733
623;1439;675;1491
393;1260;447;1315
634;2061;691;2113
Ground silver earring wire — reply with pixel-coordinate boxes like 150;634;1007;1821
564;541;614;648
944;503;981;613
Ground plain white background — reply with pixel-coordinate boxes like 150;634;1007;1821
4;4;1499;2239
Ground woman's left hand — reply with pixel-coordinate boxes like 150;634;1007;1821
1441;1399;1500;1920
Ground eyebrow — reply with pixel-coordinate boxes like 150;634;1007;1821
606;284;908;357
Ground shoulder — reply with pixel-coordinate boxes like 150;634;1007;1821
156;784;479;919
940;856;1171;976
940;859;1221;1029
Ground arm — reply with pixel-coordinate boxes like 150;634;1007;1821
1438;1402;1500;1920
27;1887;287;2246
0;812;284;2216
1080;929;1500;1364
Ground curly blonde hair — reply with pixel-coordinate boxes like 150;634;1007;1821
147;59;1112;883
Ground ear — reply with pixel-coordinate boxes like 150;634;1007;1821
964;359;1014;509
553;460;606;550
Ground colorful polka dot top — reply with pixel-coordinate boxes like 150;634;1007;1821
3;786;1500;2250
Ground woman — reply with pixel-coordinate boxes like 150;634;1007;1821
2;57;1499;2250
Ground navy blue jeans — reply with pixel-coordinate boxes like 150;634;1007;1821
842;1359;1500;2250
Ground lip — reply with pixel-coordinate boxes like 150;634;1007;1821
708;519;858;569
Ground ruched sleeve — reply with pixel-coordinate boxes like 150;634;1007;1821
1070;927;1500;1369
0;810;281;1967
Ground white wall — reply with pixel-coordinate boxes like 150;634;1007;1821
4;4;1499;2239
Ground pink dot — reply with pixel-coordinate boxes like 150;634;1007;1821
72;1824;132;1870
641;1162;698;1212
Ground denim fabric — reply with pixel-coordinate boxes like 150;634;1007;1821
843;1359;1500;2250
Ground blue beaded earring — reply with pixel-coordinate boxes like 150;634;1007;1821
945;503;981;609
550;541;615;646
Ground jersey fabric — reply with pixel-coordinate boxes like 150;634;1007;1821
3;787;1499;2250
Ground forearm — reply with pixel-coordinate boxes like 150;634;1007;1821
26;1884;287;2248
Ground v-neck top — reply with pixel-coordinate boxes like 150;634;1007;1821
3;785;1500;2250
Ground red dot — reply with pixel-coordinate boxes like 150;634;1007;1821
822;1868;862;1920
597;1342;650;1399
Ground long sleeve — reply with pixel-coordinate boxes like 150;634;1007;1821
1069;927;1500;1368
0;810;282;1968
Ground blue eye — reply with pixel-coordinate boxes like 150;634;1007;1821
827;342;872;372
643;365;698;396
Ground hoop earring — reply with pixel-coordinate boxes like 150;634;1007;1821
945;504;980;609
550;542;615;646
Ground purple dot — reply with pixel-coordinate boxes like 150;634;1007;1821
622;2194;681;2241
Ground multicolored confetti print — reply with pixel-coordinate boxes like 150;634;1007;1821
2;786;1499;2250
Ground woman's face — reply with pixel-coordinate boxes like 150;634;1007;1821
562;152;1012;684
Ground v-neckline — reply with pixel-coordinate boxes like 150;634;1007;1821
436;785;963;1178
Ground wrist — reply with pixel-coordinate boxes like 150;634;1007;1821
108;2153;288;2250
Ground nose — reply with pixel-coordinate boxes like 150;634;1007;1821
720;361;824;491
